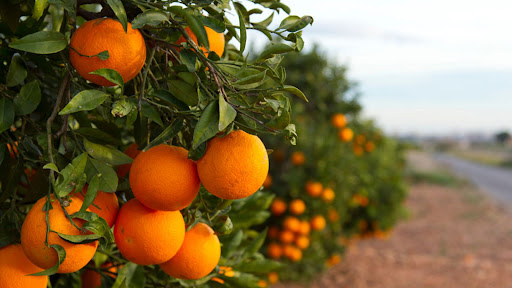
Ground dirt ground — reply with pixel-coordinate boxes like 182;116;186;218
277;152;512;288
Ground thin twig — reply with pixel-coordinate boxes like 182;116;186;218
46;73;70;165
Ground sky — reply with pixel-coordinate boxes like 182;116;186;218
245;0;512;135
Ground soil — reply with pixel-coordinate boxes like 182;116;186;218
276;152;512;288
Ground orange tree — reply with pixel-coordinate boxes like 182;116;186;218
0;0;313;287
261;47;407;282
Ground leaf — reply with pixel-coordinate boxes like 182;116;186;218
144;118;184;151
168;80;197;106
43;163;59;172
0;97;15;133
29;244;66;276
259;1;290;14
218;96;236;131
192;101;219;149
112;263;146;288
80;175;99;213
83;139;133;165
106;0;128;32
131;10;169;29
32;0;48;20
72;211;114;242
59;90;109;115
9;31;67;54
235;5;247;54
235;259;282;273
254;12;273;27
199;16;226;33
14;80;41;115
222;272;260;288
233;70;267;89
151;90;189;111
280;15;314;32
57;232;101;244
75;127;121;146
6;54;27;87
55;153;88;197
279;85;308;102
89;68;124;88
85;158;118;192
179;49;198;72
222;230;243;258
0;0;21;32
111;99;136;118
141;101;164;127
243;228;267;257
183;13;209;50
255;43;294;62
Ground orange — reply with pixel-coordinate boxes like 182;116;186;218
353;145;364;156
294;235;310;250
287;246;302;262
331;113;346;128
298;220;311;235
114;199;185;265
270;198;287;216
338;127;353;142
355;134;366;145
289;199;306;215
326;254;341;268
21;195;98;273
279;230;294;244
70;18;146;87
305;181;323;197
282;216;300;233
81;262;117;288
267;226;280;239
129;144;200;211
266;243;282;260
262;174;272;189
365;141;375;152
310;215;326;231
75;187;119;227
290;151;305;166
175;26;225;57
0;244;47;288
117;143;141;179
160;223;221;280
328;208;339;222
321;187;335;203
268;272;279;284
258;280;268;287
197;130;269;200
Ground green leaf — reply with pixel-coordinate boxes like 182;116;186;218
29;245;65;276
254;12;273;27
279;15;313;32
83;138;133;165
89;68;124;88
218;96;236;131
57;232;101;244
85;158;118;192
243;228;267;257
255;43;294;62
32;0;48;20
0;97;14;133
106;0;128;32
9;31;67;54
184;13;209;50
222;272;260;288
168;80;197;106
235;5;247;54
6;54;27;87
233;70;267;89
199;16;226;33
75;127;121;146
80;175;99;213
14;80;41;115
72;211;114;243
43;163;59;172
144;118;184;151
222;230;243;259
192;101;219;149
131;10;169;29
179;49;198;72
259;1;290;14
112;263;146;288
59;90;109;115
55;153;88;197
279;85;308;102
111;99;136;118
151;90;189;111
235;259;282;273
141;101;164;127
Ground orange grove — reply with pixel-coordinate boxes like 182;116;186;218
197;130;269;200
21;195;98;273
0;244;48;288
117;143;141;179
114;199;185;265
129;144;200;211
69;18;146;87
175;26;225;57
160;223;221;280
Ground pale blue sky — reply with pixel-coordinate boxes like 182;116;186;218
244;0;512;135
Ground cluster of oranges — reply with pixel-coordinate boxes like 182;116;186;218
353;134;376;156
350;193;370;207
331;113;377;156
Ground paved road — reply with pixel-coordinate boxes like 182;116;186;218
434;153;512;204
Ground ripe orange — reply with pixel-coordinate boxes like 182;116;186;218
258;280;268;287
117;143;141;179
326;254;342;268
0;244;47;288
321;187;335;203
129;144;200;211
290;151;305;166
310;215;326;231
69;18;146;87
270;198;287;216
328;208;339;223
305;181;323;197
197;130;269;200
21;195;98;273
353;145;364;156
160;223;221;280
75;187;119;227
279;230;294;244
284;246;302;262
81;262;117;288
365;141;375;152
298;220;311;235
114;199;185;265
338;127;354;142
266;243;282;260
262;174;273;189
289;199;306;215
294;235;310;250
175;26;225;57
282;216;300;233
268;272;279;284
331;113;346;128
